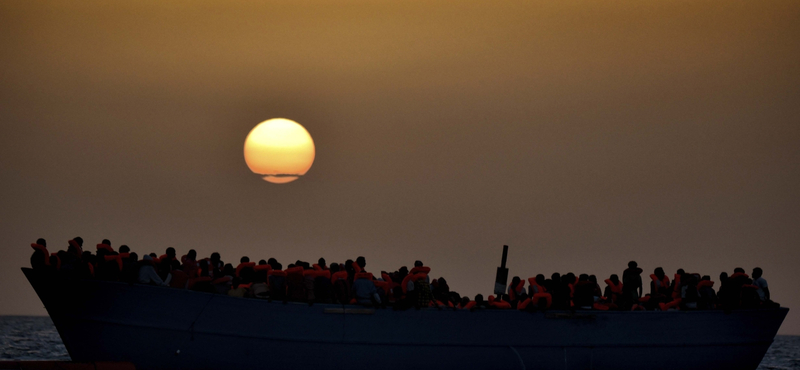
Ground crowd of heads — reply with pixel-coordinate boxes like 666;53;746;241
28;239;778;311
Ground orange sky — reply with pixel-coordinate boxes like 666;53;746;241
1;0;798;334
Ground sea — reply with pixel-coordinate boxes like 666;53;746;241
0;316;798;369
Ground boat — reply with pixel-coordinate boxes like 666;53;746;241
22;267;787;370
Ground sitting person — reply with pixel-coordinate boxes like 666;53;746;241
138;255;168;286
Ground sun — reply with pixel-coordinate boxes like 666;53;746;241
243;118;315;184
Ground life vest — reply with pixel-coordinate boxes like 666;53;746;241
660;299;681;311
212;276;232;285
68;239;82;255
401;273;424;294
87;263;94;277
118;252;130;260
373;280;390;294
235;262;257;277
96;243;114;253
410;266;431;275
730;272;749;279
253;264;272;272
488;296;511;309
462;301;477;310
532;293;552;308
238;283;252;290
104;254;123;271
517;298;531;310
604;279;623;302
697;280;715;289
30;243;50;266
331;271;348;281
508;280;525;301
352;261;362;273
159;254;178;262
593;302;610;311
672;274;682;299
312;264;327;271
355;272;374;280
650;274;670;292
527;278;547;295
381;272;393;283
268;270;287;277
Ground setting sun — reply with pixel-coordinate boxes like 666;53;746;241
243;118;315;184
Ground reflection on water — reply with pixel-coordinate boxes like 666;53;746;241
0;316;797;368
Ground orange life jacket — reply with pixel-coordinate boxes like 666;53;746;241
253;264;272;272
730;272;749;279
352;261;362;273
488;296;511;309
605;279;622;299
532;293;552;308
381;272;393;283
401;273;427;294
331;271;348;281
104;254;123;271
159;254;178;262
593;302;610;311
96;243;114;253
650;274;670;292
68;239;82;255
312;264;327;271
527;277;547;295
30;243;50;266
355;272;374;280
235;262;257;277
517;298;531;310
671;274;682;299
238;283;253;290
119;252;130;259
268;270;286;277
212;276;232;284
462;301;477;310
508;280;526;301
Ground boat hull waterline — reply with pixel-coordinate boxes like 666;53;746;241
23;268;788;370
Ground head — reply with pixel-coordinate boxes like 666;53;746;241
258;259;267;265
579;274;589;282
149;253;157;258
187;249;197;260
628;261;638;269
720;272;729;281
752;267;763;279
102;239;111;245
677;268;685;275
702;275;711;281
318;258;326;267
734;267;745;274
356;256;366;268
129;252;138;262
399;266;409;275
414;260;423;268
210;252;221;262
474;294;484;303
240;256;250;263
73;237;83;246
119;245;130;253
165;247;176;258
551;272;561;282
345;259;355;273
330;263;340;273
654;267;665;277
36;238;46;246
267;258;278;269
610;274;619;284
589;275;597;283
511;276;520;285
536;274;546;285
223;263;235;276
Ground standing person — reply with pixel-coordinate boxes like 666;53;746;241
622;261;643;309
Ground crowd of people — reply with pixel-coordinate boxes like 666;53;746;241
29;238;779;311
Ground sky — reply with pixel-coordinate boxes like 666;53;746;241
1;0;798;334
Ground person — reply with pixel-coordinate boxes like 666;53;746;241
355;256;367;273
573;274;595;309
751;268;770;303
697;275;717;310
549;273;570;310
622;261;643;309
138;255;168;286
352;273;380;306
160;247;177;262
315;258;328;271
181;250;198;277
650;267;670;297
604;274;623;306
30;238;50;270
413;273;433;309
680;275;699;310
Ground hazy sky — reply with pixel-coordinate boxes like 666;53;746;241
1;0;798;334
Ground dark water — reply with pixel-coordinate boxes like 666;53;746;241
0;316;798;368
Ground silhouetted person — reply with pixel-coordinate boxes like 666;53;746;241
651;267;670;297
474;294;486;309
30;238;49;270
680;275;699;310
751;268;770;303
604;274;623;306
622;261;643;309
573;274;595;309
729;267;751;308
550;273;570;310
317;258;328;270
697;275;717;310
138;255;167;286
